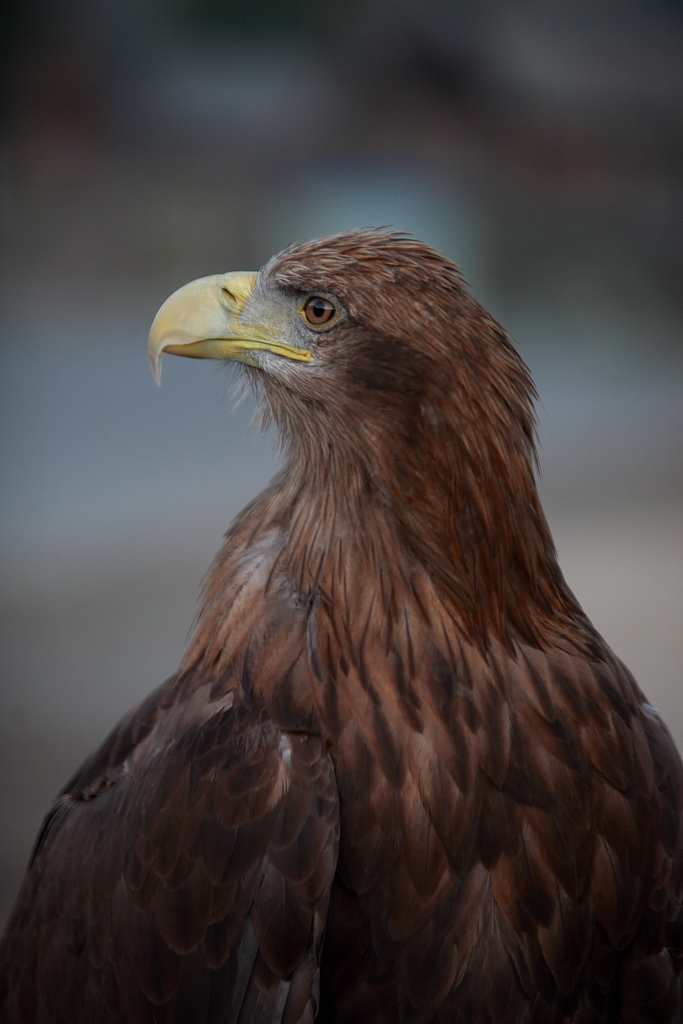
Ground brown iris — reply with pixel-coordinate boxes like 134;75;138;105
303;296;336;326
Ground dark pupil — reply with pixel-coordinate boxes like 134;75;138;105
312;300;327;320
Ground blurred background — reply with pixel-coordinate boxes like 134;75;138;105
1;0;681;927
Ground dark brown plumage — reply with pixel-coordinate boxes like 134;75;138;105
1;230;681;1023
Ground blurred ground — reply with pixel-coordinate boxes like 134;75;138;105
1;0;682;928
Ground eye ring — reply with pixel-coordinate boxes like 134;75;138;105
301;295;338;327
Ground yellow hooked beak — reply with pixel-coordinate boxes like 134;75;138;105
148;271;314;385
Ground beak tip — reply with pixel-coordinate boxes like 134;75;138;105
149;347;163;387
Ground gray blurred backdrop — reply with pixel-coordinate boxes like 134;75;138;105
1;0;682;928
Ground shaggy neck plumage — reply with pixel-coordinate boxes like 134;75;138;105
180;418;596;708
260;355;582;648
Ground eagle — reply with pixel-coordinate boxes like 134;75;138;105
1;230;681;1024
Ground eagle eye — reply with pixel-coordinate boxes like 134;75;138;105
302;296;337;327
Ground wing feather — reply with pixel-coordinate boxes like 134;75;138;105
0;675;339;1024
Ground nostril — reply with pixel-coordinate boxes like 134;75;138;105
218;272;257;311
